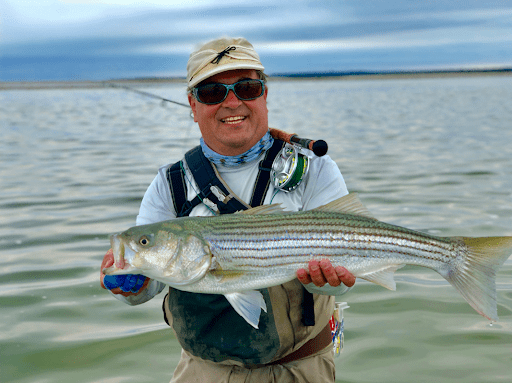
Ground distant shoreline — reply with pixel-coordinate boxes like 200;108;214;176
1;68;511;90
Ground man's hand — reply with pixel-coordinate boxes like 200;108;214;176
297;259;355;288
100;248;150;297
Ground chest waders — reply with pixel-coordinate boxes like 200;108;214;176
162;139;315;364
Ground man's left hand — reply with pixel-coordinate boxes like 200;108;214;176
297;259;355;288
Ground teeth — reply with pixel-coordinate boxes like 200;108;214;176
222;116;245;124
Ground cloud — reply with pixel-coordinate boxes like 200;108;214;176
1;0;511;80
1;0;344;44
258;25;512;55
124;6;512;59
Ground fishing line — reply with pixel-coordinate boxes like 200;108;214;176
103;84;330;159
103;81;191;108
269;188;280;204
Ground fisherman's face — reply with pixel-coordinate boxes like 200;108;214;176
188;69;269;156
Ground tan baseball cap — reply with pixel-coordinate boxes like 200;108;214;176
187;37;265;88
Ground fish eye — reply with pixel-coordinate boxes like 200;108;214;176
139;235;150;246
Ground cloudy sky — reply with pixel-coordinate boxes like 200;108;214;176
1;0;512;81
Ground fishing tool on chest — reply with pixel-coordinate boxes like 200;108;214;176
330;302;349;357
269;128;328;192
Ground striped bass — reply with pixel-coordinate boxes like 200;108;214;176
103;193;512;328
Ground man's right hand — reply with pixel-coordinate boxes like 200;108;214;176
100;248;150;297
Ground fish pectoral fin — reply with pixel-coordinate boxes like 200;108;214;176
313;193;376;219
359;264;405;291
210;270;246;283
224;291;268;329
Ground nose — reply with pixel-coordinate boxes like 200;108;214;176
221;89;242;107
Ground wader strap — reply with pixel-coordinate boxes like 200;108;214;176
166;161;188;217
249;139;286;207
166;146;248;216
167;140;286;217
184;146;249;215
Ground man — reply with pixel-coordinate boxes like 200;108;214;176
100;37;355;382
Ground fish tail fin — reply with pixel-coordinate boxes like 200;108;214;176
442;236;512;321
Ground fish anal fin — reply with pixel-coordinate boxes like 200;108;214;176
313;193;375;219
224;291;268;329
359;264;405;290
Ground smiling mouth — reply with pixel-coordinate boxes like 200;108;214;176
221;116;246;125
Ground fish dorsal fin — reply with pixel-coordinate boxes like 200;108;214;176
238;204;286;215
313;193;375;219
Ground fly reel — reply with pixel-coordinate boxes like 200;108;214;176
271;144;309;192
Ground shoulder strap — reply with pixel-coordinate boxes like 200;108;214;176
185;146;249;215
249;139;286;207
167;140;286;217
167;146;250;217
166;161;188;217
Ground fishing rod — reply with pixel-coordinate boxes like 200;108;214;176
103;81;191;108
269;128;329;192
103;82;328;156
269;128;328;157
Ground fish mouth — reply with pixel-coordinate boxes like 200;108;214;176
110;234;126;269
105;234;136;274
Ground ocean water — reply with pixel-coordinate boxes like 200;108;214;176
1;75;511;383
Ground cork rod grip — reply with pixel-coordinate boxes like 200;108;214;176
269;128;328;157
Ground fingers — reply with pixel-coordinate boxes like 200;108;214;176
317;259;341;287
296;268;312;285
132;275;147;292
117;278;150;297
297;259;356;288
100;248;150;296
120;274;147;293
121;275;137;292
103;274;150;296
297;259;328;287
309;259;328;287
100;249;114;289
335;266;356;287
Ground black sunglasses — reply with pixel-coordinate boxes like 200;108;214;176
193;79;265;105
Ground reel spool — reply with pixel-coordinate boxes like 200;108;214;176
271;144;310;192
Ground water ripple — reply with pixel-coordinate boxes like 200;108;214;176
2;76;512;383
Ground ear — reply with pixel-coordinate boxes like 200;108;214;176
188;93;198;122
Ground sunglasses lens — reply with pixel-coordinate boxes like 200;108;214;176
195;80;264;104
234;80;264;100
195;83;228;104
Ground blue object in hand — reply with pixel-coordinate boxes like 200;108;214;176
104;274;146;293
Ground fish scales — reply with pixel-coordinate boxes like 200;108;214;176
199;212;455;271
103;193;512;326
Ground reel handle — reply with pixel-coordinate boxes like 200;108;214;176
269;128;328;157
